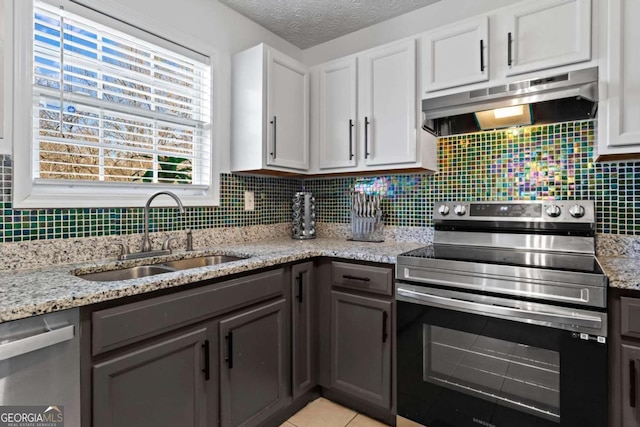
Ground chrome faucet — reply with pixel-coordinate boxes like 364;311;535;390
141;191;192;253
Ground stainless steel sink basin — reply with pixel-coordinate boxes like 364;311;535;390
77;254;248;281
162;255;245;270
79;265;176;282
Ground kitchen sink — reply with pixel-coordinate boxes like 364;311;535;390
79;265;176;282
162;255;245;270
77;254;249;281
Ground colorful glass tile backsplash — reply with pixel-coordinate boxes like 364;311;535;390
305;120;639;234
0;119;639;242
0;163;301;242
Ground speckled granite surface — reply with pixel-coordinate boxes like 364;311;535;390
0;237;424;323
317;223;434;243
0;223;292;271
596;234;640;257
595;235;640;291
4;221;639;322
599;256;640;291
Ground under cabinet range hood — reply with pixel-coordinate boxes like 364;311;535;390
422;67;598;136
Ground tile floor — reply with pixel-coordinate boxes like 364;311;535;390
281;397;390;427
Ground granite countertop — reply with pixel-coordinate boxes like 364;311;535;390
599;256;640;291
0;238;424;323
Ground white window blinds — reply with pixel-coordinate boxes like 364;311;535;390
32;1;211;186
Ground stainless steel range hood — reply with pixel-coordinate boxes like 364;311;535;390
422;67;598;136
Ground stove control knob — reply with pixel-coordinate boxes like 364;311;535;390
569;204;585;218
545;205;561;218
454;205;467;216
438;205;450;216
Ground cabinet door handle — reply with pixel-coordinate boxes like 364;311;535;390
364;116;370;159
342;274;370;282
349;119;354;160
225;331;234;369
296;272;304;303
382;311;388;343
270;116;277;159
631;360;637;408
202;340;210;380
507;32;513;66
480;39;485;72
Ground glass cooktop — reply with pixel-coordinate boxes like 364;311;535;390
398;244;604;275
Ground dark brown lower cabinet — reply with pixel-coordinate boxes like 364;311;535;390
622;344;640;426
219;298;288;427
93;325;216;427
330;290;391;409
292;261;315;399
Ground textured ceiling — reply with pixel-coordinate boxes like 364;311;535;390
220;0;442;49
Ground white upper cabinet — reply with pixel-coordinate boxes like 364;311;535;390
317;57;357;169
231;44;309;173
505;0;591;76
360;39;417;167
421;0;594;97
598;0;640;155
311;38;434;174
422;16;489;93
267;49;309;170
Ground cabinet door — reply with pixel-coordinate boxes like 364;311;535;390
603;0;640;148
505;0;591;76
622;344;640;426
267;49;309;170
93;327;211;427
318;57;357;169
220;299;287;427
360;39;417;167
422;16;489;93
292;262;315;398
330;291;391;409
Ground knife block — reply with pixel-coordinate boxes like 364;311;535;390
349;193;384;242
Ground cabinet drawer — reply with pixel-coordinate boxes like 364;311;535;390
621;297;640;339
92;268;284;355
331;261;392;295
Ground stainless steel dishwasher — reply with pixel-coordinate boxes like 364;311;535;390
0;308;80;426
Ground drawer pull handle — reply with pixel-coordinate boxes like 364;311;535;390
202;340;210;380
382;311;388;343
342;275;370;282
480;39;485;72
296;272;304;303
225;332;233;369
631;360;637;408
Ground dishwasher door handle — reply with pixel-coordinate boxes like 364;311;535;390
0;324;75;361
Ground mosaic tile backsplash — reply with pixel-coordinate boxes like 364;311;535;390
0;163;301;242
0;119;638;243
306;120;639;235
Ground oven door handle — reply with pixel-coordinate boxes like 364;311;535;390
397;287;603;331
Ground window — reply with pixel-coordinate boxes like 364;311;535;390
13;0;218;207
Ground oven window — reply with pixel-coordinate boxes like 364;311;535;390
423;325;560;422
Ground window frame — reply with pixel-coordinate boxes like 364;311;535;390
12;0;220;208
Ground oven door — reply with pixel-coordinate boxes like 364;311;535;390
396;283;607;427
